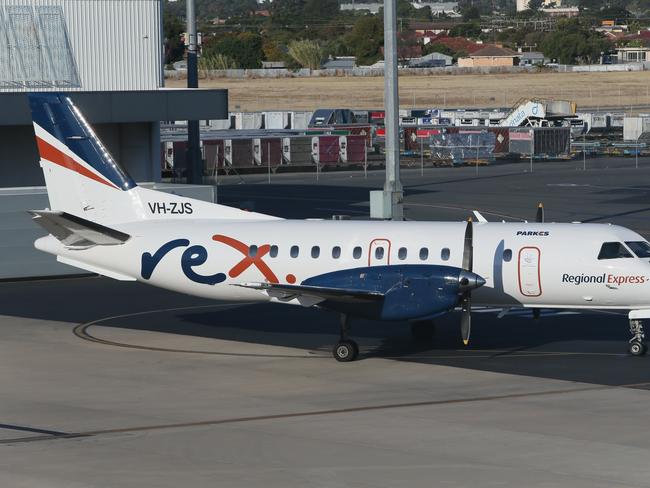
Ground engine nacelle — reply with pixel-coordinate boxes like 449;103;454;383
302;264;485;321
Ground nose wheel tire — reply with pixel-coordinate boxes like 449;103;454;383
333;340;359;362
629;341;647;356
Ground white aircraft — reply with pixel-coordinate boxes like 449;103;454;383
28;93;650;361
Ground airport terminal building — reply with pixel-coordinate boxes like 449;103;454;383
0;0;228;278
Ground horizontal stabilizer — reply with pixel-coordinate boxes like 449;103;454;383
236;282;384;303
29;210;130;248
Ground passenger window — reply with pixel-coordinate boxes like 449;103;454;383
353;246;362;259
375;247;384;260
398;247;407;260
311;246;320;258
290;245;299;258
598;242;632;259
332;246;341;259
441;248;450;261
419;247;429;260
249;245;258;257
503;249;512;262
269;245;278;258
625;241;650;258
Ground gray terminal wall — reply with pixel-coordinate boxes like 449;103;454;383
0;122;160;187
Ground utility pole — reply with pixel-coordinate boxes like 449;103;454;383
186;0;201;184
370;0;403;220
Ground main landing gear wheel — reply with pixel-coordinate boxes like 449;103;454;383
333;313;359;362
411;320;435;343
629;341;647;356
628;320;647;356
333;340;359;362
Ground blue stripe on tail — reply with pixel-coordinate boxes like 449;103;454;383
28;93;137;191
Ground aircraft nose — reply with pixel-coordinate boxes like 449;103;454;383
458;270;486;291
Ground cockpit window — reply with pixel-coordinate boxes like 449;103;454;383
598;242;633;259
625;241;650;258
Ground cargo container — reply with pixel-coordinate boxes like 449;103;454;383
488;127;510;155
624;116;650;141
282;136;313;165
352;110;369;124
312;135;340;166
203;140;225;173
533;127;571;157
290;111;313;130
264;111;290;130
233;112;264;130
591;114;609;131
610;113;625;129
172;141;187;175
369;111;385;124
253;138;283;167
509;127;571;157
209;118;231;130
225;139;254;167
508;128;534;155
340;135;367;164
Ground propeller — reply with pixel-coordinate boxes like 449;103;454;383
533;203;544;319
536;202;544;223
459;217;485;346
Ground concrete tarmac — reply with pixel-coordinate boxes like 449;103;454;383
2;158;650;487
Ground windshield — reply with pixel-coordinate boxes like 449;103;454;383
625;241;650;258
598;242;633;259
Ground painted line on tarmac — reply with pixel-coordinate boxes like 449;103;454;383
3;381;650;446
72;303;329;359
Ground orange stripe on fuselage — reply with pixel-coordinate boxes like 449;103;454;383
36;136;117;189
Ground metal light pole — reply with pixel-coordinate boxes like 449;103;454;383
186;0;201;184
370;0;403;220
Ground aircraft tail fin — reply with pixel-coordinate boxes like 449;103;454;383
28;93;279;225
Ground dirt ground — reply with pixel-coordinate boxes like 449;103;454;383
166;71;650;112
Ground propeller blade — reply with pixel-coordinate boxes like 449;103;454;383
462;218;473;272
536;203;544;223
461;295;471;345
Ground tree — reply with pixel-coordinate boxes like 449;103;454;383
287;40;323;69
205;32;265;68
527;0;544;11
540;19;611;64
199;53;238;70
271;0;307;29
163;10;185;64
423;42;455;57
449;22;482;38
345;15;384;65
462;5;481;20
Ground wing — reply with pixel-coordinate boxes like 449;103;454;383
235;282;384;304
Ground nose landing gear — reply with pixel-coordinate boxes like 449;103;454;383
628;319;647;356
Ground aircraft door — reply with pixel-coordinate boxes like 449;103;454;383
369;239;391;266
518;246;542;297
